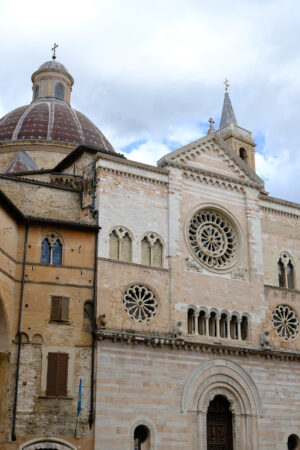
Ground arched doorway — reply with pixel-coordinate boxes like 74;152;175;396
207;395;233;450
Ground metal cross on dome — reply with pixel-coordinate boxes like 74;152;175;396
224;78;230;91
52;43;58;60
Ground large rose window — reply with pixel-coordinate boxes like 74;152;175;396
272;305;299;340
123;285;157;323
188;209;238;270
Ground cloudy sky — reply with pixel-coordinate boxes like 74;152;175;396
0;0;299;202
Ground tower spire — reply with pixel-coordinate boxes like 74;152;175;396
219;79;238;128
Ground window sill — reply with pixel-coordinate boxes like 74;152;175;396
39;395;74;400
48;320;72;325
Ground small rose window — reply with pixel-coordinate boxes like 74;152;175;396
272;305;299;340
123;285;157;323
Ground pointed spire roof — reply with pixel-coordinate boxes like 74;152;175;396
2;150;38;174
219;92;238;128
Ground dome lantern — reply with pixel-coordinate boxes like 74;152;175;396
31;50;74;104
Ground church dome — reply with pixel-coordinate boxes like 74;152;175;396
0;101;114;151
0;54;115;156
38;60;68;72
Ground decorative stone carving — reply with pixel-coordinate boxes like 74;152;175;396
272;305;299;340
123;285;157;323
231;267;247;280
260;330;270;348
96;314;107;329
188;209;238;270
173;321;183;338
185;257;202;272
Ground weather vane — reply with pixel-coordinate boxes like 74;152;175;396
52;43;58;60
224;78;230;91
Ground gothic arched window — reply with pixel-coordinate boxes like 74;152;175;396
109;227;132;262
278;253;295;289
141;232;163;267
187;308;196;334
41;232;63;265
54;82;65;100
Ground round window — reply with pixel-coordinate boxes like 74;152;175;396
188;208;239;270
272;305;299;340
123;285;157;323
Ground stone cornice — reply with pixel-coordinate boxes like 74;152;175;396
259;194;300;219
97;152;169;176
165;161;262;191
98;165;168;186
96;329;300;361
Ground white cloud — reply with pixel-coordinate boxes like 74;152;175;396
0;0;300;202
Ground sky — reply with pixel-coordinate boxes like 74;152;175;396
0;0;299;202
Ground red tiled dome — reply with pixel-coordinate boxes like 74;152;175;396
0;100;114;152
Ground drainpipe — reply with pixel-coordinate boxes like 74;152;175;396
89;159;98;429
11;219;29;441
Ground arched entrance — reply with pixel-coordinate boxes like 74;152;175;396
20;438;76;450
207;395;233;450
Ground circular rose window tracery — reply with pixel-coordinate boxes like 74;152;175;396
123;285;157;323
188;209;238;270
272;305;299;340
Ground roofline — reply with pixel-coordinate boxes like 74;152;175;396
53;145;126;172
0;189;26;222
259;193;300;210
0;174;80;191
96;151;169;175
26;216;99;231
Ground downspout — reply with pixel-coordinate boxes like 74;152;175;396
12;219;29;441
89;160;98;429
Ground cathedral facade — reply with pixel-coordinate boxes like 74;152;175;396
0;56;299;450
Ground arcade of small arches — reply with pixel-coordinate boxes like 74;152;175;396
187;306;249;340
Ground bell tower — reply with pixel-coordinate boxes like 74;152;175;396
216;82;256;171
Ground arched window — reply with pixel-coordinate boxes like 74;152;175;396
220;313;228;338
83;301;93;331
278;253;295;289
287;262;294;289
209;311;217;337
41;232;63;265
109;227;132;262
134;424;150;450
188;308;196;334
230;315;238;339
239;147;247;162
34;85;39;99
241;315;248;340
141;232;163;268
278;260;285;287
198;310;206;335
288;434;300;450
54;82;65;100
41;238;50;264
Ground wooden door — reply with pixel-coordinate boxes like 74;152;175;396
207;395;233;450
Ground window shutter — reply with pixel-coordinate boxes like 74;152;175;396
51;297;61;321
61;298;69;321
56;353;68;396
46;353;58;396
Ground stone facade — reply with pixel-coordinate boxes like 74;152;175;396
1;57;300;450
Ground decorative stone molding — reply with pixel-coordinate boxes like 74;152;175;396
231;267;247;281
182;168;246;193
20;438;76;450
99;166;168;186
185;256;202;272
96;329;300;361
